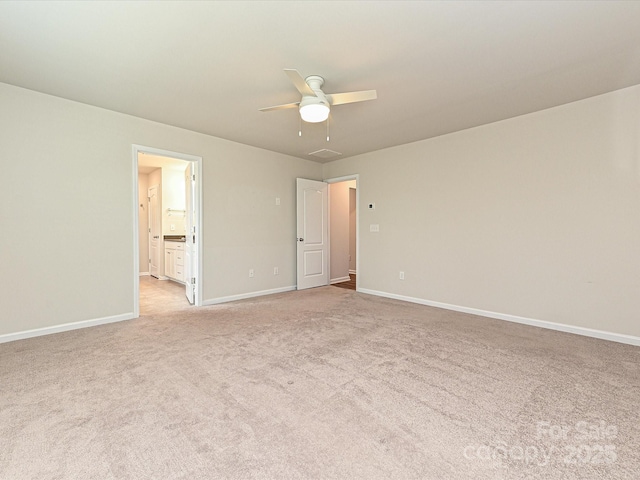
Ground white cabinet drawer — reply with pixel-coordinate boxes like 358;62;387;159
175;267;184;281
164;241;184;251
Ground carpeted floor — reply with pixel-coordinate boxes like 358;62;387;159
1;278;639;479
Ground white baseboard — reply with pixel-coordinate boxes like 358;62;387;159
139;272;150;277
349;270;357;275
330;276;351;284
203;286;296;306
357;288;640;347
0;313;135;344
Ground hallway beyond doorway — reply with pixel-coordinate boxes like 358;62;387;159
332;274;356;291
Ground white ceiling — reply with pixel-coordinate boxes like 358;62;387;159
2;1;640;163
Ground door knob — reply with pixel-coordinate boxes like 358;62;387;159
298;238;304;242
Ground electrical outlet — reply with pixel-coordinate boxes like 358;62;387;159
249;269;254;278
370;224;380;232
170;224;175;231
273;267;279;275
275;197;281;206
399;271;405;280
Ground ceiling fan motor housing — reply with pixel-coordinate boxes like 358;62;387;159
299;97;330;123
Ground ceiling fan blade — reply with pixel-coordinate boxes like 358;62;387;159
327;90;377;106
259;102;300;112
284;69;316;97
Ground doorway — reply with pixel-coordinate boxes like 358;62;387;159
328;177;358;291
294;174;359;292
133;145;203;317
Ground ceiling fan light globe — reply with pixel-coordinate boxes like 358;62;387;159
300;103;330;123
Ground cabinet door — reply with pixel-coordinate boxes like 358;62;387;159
165;249;174;279
175;264;184;282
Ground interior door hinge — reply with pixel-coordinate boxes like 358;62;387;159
192;277;196;284
192;174;196;181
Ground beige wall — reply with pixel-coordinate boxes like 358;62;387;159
0;82;322;337
323;85;640;338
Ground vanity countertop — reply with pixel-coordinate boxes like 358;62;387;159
164;235;186;242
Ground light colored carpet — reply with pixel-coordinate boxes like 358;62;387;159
1;278;639;479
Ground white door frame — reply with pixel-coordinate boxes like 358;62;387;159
325;174;359;292
132;144;204;316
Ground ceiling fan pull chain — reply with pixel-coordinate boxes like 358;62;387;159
326;115;330;142
299;115;302;137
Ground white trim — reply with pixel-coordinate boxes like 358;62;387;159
132;144;204;317
0;313;134;344
203;286;296;305
330;276;351;284
139;272;150;277
357;288;640;347
349;269;357;275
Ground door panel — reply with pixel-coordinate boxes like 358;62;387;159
303;189;324;244
296;178;328;290
148;185;161;278
304;250;324;275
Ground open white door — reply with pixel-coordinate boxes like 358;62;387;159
184;163;196;304
296;178;329;290
148;185;161;278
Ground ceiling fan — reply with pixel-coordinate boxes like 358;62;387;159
259;69;377;123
